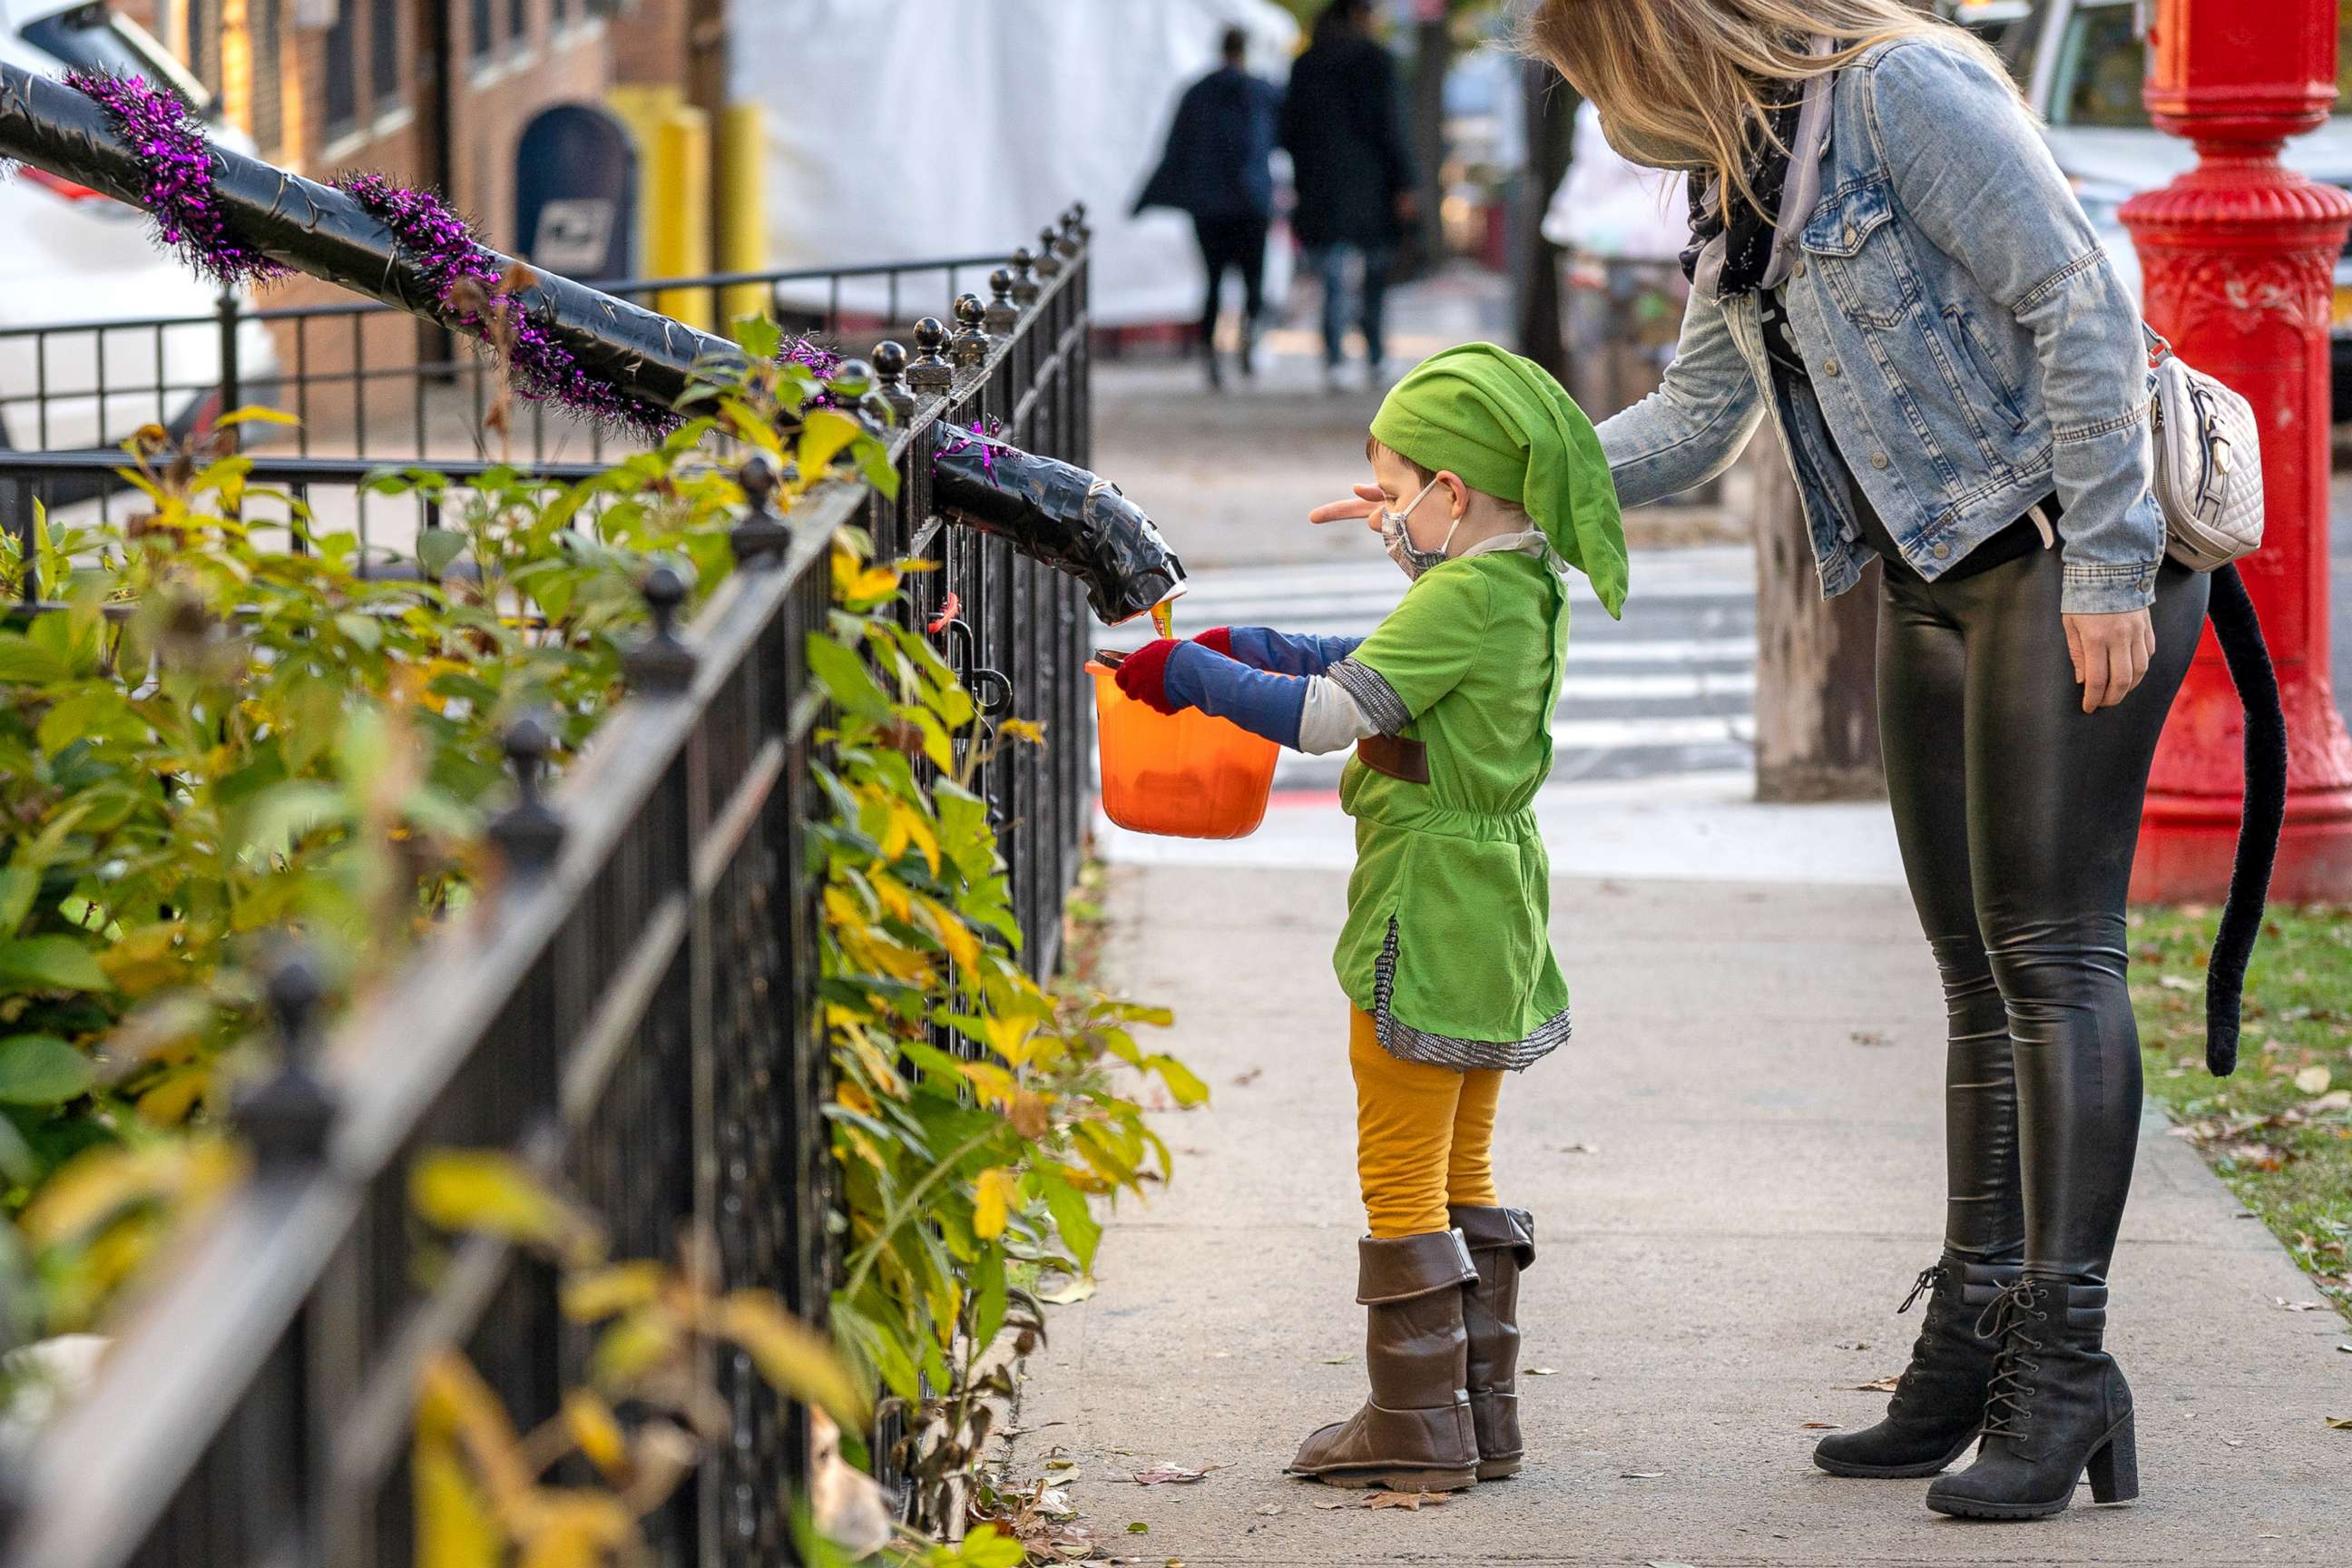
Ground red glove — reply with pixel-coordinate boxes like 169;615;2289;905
1191;626;1234;658
1113;637;1184;715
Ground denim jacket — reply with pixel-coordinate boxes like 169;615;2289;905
1596;40;2163;614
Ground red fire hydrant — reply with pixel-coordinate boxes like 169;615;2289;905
2122;0;2352;902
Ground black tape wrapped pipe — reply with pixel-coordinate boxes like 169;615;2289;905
0;62;740;411
931;428;1186;626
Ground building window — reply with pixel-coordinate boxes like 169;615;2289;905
369;0;400;107
470;0;493;63
323;0;357;135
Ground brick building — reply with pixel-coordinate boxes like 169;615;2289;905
96;0;730;446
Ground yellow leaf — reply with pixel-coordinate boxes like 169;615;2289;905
514;1490;640;1568
410;1151;604;1265
561;1261;665;1322
980;1013;1037;1068
973;1167;1016;1240
414;1433;505;1568
918;896;981;970
18;1138;236;1249
563;1390;631;1484
591;1307;681;1389
957;1060;1017;1107
798;407;865;475
712;1290;871;1427
133;1064;211;1127
867;871;914;926
996;716;1046;747
418;1351;534;1511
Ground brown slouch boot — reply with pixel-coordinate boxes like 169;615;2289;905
1448;1205;1534;1479
1288;1230;1480;1492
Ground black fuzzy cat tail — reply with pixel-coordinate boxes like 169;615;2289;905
2201;563;2287;1077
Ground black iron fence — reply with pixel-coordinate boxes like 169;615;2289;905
0;216;1094;1568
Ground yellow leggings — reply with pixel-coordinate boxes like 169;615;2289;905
1349;1008;1504;1239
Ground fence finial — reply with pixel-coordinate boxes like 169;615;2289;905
623;564;699;694
907;316;954;395
731;453;792;564
488;712;567;876
985;268;1019;335
949;293;991;368
1034;228;1065;279
871;340;917;420
1009;247;1041;308
235;946;338;1170
829;357;883;430
1056;206;1085;256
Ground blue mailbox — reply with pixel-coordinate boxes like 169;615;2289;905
514;103;638;282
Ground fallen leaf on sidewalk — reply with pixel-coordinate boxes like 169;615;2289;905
1037;1277;1097;1305
1366;1490;1449;1510
1854;1376;1901;1392
2277;1298;2325;1312
1647;1562;1698;1568
2224;1437;2244;1447
1312;1498;1354;1511
1126;1523;1148;1534
2326;1416;2352;1430
1620;1471;1665;1479
1252;1504;1281;1516
1848;1029;1891;1046
1526;1367;1558;1377
1231;1067;1263;1087
1556;1142;1600;1155
1318;1355;1352;1365
1800;1422;1839;1430
1132;1463;1213;1485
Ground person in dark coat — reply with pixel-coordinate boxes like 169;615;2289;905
1280;0;1417;388
1135;25;1284;387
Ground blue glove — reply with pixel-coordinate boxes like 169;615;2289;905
1220;626;1365;678
1161;642;1308;749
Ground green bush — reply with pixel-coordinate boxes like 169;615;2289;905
0;345;1191;1559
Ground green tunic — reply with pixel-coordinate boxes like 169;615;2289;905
1333;546;1572;1069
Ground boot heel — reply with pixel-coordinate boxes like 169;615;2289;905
2086;1414;2138;1504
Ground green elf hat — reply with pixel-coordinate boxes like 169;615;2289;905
1368;342;1629;618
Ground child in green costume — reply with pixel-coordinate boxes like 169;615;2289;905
1113;343;1627;1490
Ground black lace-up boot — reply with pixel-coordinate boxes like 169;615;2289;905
1926;1277;2137;1520
1814;1253;2020;1478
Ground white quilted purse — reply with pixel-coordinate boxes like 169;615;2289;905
2144;326;2262;571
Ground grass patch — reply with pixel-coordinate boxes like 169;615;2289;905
2130;905;2352;1322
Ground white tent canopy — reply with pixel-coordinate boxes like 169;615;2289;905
732;0;1298;327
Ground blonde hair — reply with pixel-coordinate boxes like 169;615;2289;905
1520;0;2018;223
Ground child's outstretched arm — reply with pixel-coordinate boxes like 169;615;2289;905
1112;638;1402;755
1194;626;1365;678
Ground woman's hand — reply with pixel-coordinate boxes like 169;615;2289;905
2063;609;2158;713
1308;484;1385;531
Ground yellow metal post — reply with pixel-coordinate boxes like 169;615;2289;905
607;85;713;329
716;102;769;336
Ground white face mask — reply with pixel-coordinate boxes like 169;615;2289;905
1377;475;1459;581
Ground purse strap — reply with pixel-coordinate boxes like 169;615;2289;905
2143;322;2175;368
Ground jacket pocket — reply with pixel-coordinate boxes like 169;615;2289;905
1800;180;1912;330
1944;304;2028;433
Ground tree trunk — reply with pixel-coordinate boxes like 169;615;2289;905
1749;424;1886;802
1514;63;1577;380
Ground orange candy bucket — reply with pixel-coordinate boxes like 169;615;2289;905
1087;652;1279;838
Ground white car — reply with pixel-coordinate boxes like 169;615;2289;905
0;0;279;467
1993;0;2352;416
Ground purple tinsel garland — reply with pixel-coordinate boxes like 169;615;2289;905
335;170;679;433
63;71;288;289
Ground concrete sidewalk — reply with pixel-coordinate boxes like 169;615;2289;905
1006;862;2351;1565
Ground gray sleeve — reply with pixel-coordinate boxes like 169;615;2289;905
1328;658;1411;736
1295;673;1380;755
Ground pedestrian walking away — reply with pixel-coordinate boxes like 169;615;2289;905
1528;0;2280;1524
1133;24;1282;389
1111;342;1629;1492
1280;0;1417;391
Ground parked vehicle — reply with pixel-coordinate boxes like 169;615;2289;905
1992;0;2352;416
0;0;279;464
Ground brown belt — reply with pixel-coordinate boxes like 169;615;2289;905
1357;733;1429;784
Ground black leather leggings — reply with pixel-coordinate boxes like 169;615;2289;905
1877;544;2209;1285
